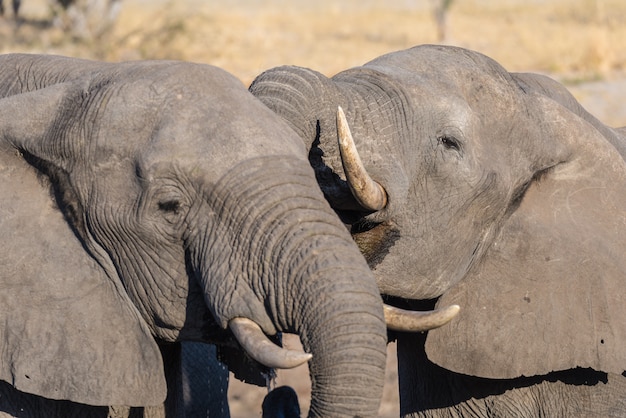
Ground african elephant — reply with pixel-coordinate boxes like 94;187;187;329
0;54;394;418
249;44;626;417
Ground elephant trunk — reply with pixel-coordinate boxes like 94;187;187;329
194;158;387;417
284;229;387;417
249;65;331;144
250;64;402;214
251;65;365;215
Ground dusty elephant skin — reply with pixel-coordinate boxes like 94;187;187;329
0;54;388;417
249;44;626;417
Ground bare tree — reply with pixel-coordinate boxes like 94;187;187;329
433;0;454;42
51;0;122;40
0;0;20;18
1;0;121;40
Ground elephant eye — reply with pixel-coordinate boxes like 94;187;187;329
158;200;181;214
438;135;461;151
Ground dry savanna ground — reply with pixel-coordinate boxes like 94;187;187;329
3;0;626;86
1;0;626;416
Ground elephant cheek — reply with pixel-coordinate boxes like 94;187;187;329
351;222;433;297
364;233;473;300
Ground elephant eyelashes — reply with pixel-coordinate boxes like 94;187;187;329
158;200;181;214
438;135;461;152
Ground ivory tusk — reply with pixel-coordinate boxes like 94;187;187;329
228;317;312;369
336;106;388;211
384;304;460;332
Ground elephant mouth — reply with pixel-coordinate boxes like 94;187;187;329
351;220;401;269
349;221;460;332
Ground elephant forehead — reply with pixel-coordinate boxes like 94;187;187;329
367;44;509;79
93;66;308;177
153;75;307;157
141;105;308;170
365;45;520;108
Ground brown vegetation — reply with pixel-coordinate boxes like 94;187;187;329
3;0;626;85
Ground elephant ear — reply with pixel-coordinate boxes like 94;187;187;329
0;84;167;405
426;93;626;379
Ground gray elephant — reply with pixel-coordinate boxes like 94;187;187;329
0;54;398;418
249;44;626;417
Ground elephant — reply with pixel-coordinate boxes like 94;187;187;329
248;44;626;417
0;53;410;418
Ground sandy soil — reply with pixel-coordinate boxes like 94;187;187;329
1;1;625;416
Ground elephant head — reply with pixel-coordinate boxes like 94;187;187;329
251;45;549;300
249;44;626;406
0;54;390;417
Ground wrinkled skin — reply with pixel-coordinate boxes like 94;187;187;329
0;54;387;417
250;44;626;417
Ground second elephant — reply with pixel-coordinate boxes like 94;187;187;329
250;44;626;417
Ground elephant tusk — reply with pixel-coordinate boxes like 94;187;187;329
228;317;312;369
336;106;388;211
384;304;460;332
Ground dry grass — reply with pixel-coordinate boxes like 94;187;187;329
111;0;626;84
448;0;626;78
3;0;626;85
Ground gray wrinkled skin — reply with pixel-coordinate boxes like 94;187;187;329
250;44;626;417
0;54;387;418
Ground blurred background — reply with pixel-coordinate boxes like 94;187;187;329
2;0;625;416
